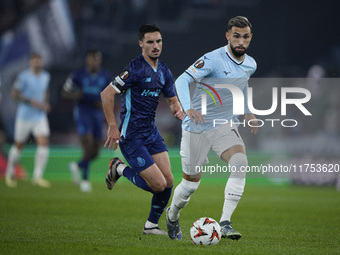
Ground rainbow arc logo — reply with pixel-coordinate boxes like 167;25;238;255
198;82;222;106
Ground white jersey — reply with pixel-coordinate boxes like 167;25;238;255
176;45;256;133
14;69;50;122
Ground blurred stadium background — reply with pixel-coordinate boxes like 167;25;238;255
0;0;340;185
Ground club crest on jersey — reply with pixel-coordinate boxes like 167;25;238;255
137;157;145;167
194;60;204;69
120;71;129;80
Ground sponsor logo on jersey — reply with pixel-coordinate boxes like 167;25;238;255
141;88;161;97
120;71;129;80
194;60;204;69
244;70;252;76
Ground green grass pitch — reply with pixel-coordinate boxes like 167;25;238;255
0;147;339;254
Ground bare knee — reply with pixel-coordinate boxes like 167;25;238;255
164;173;174;187
150;179;167;193
14;142;24;151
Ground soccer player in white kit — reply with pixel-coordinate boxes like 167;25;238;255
5;53;51;188
166;16;258;240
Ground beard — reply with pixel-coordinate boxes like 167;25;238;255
230;44;248;57
149;56;160;60
149;50;160;60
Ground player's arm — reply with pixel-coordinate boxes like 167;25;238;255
11;84;42;109
175;72;205;124
165;96;185;120
244;113;258;134
42;90;51;113
100;83;121;150
11;87;29;103
62;74;82;100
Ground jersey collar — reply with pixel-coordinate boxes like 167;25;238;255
225;45;244;66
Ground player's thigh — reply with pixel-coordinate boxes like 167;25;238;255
180;129;210;177
151;151;173;187
14;119;33;144
120;139;155;171
220;145;245;163
35;136;49;147
209;124;245;162
32;117;50;137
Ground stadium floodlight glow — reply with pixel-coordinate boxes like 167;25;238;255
201;84;312;116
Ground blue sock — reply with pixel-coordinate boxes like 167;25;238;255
78;160;89;180
148;186;172;224
123;166;153;193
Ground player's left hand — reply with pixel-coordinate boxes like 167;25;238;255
245;113;258;135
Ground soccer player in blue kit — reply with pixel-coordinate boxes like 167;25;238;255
101;24;184;235
63;50;112;192
166;16;258;240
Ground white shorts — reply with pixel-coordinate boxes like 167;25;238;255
14;117;50;143
180;124;245;175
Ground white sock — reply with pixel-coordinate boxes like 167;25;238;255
33;146;49;179
117;163;127;176
169;179;200;221
144;220;158;228
220;178;245;222
220;153;247;223
6;146;21;178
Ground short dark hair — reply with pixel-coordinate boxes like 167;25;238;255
227;16;252;31
86;49;102;58
138;24;161;41
30;52;42;59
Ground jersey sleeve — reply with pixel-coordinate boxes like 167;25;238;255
162;69;176;98
175;72;193;112
243;82;251;114
249;57;257;76
110;62;140;94
185;54;214;80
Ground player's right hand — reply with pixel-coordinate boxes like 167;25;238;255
104;125;122;150
186;109;205;125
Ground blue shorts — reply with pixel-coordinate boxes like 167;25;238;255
74;106;103;139
119;130;168;173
